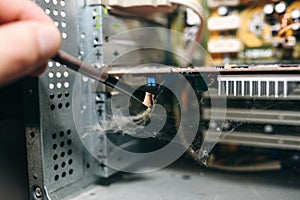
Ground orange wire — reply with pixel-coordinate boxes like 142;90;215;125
278;22;300;36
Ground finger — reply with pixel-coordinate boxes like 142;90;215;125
30;62;48;77
0;21;61;85
0;0;52;24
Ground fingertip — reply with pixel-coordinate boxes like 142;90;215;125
36;24;61;60
30;62;48;77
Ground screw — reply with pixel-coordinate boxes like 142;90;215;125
34;187;43;198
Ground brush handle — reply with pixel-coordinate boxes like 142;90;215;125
52;50;144;104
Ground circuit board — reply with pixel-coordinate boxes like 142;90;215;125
206;0;300;65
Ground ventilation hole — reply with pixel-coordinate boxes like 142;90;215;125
93;9;98;16
61;162;66;168
66;102;70;108
81;33;86;39
57;82;62;89
50;103;58;111
45;0;50;3
54;164;59;171
60;141;65;148
68;159;73;165
67;130;71;135
64;82;70;88
60;0;65;7
59;131;64;137
53;9;58;16
57;93;62;98
61;22;66;28
30;132;35;138
62;172;66;178
60;11;66;17
45;8;51;15
61;152;65;158
69;169;73;175
56;72;62;78
63;71;69;77
65;92;70;97
67;139;72;145
54;175;59;181
49;83;55;90
52;133;57;139
53;144;57;150
53;154;58;160
86;164;90;169
48;61;53;67
50;94;55;99
67;149;72;155
58;103;63;109
82;76;89;82
48;72;54;78
54;21;59;27
62;32;67;39
50;104;55;110
56;62;61;67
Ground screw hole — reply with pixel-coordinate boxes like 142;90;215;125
33;174;38;180
30;132;35;138
33;186;43;199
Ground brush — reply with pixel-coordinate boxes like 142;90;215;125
52;50;147;107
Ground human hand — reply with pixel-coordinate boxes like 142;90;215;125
0;0;61;85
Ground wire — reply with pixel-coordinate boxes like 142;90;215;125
169;0;206;61
93;0;206;63
278;22;300;37
207;157;282;172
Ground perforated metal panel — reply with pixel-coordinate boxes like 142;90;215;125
39;0;85;193
24;1;171;199
24;1;97;200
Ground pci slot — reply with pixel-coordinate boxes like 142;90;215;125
204;131;300;150
203;108;300;126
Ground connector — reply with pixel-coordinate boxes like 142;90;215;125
208;15;240;31
207;0;240;8
208;38;243;53
87;0;171;7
